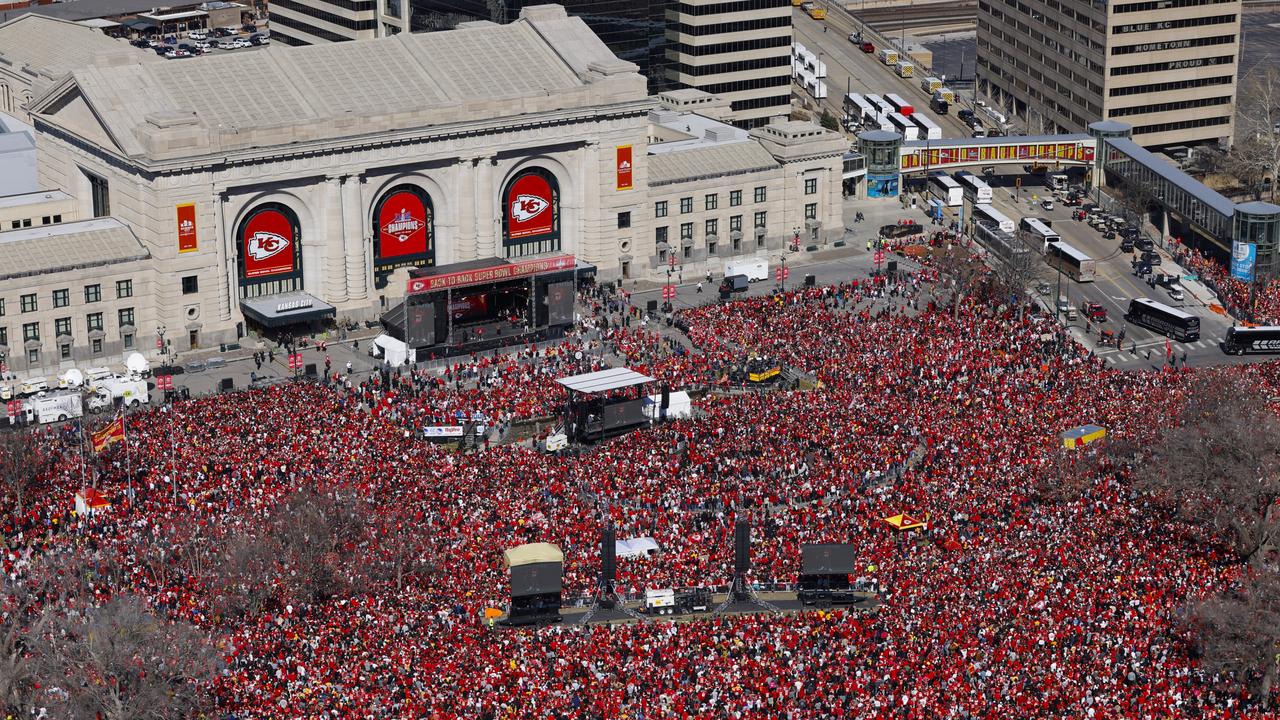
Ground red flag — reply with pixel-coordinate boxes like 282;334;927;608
91;415;125;453
1165;338;1172;359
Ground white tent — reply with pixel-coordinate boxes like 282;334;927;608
615;536;661;559
643;391;692;421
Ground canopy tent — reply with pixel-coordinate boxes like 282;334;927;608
503;542;563;568
556;367;655;395
1061;424;1106;450
615;536;661;559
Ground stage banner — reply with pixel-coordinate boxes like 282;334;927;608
407;254;575;295
176;203;198;253
616;145;633;191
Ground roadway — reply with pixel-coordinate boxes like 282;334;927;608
791;7;974;140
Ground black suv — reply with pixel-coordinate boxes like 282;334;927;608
1141;251;1161;266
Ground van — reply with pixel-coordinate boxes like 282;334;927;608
930;97;949;115
720;274;750;294
933;88;955;104
877;48;898;65
18;378;48;396
894;61;914;78
920;76;943;94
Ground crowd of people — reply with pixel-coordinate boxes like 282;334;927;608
1174;240;1280;324
3;267;1279;718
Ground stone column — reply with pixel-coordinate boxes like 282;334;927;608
454;158;477;262
215;192;234;322
577;142;599;261
342;175;367;301
474;156;497;260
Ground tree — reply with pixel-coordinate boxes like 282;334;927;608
1129;374;1280;567
934;247;990;316
1233;66;1280;202
819;108;840;132
0;429;52;516
0;572;53;718
34;594;220;720
1190;569;1280;708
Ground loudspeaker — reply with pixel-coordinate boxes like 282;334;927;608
805;274;816;287
887;260;898;275
601;524;617;586
661;384;670;409
646;299;658;313
219;378;233;392
304;363;317;377
733;519;750;575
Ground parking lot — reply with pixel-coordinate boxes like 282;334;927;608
130;25;269;58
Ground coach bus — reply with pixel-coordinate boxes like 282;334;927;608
971;203;1015;233
884;93;914;116
1127;298;1200;342
1223;325;1280;355
1045;241;1096;282
843;93;878;128
1018;216;1059;253
954;171;993;205
887;112;919;141
928;173;963;207
911;113;942;140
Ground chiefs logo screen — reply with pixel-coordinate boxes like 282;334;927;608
506;172;556;240
241;208;297;279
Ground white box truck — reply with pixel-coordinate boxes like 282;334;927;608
16;392;83;425
644;588;676;616
87;377;149;411
724;258;769;282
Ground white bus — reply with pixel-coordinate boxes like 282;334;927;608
865;94;894;118
954;171;993;204
1018;216;1060;253
1046;241;1096;282
887;112;919;141
843;93;878;128
971;204;1015;233
928;173;963;207
884;93;914;116
911;113;942;140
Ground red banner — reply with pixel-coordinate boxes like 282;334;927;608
176;203;197;254
407;255;575;295
506;172;556;240
377;190;431;261
616;145;633;191
242;208;296;279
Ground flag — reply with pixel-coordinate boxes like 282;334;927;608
884;513;929;532
91;415;126;453
1165;338;1172;359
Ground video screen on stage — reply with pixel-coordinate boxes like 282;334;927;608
603;399;648;430
801;544;856;575
546;281;573;325
406;301;436;346
510;562;562;597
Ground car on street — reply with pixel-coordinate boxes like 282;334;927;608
1141;251;1161;266
1120;237;1134;252
1135;237;1154;252
1036;281;1052;296
860;41;875;53
848;31;861;43
1167;285;1185;302
1081;301;1107;322
1041;199;1054;211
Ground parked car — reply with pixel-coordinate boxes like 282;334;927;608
188;30;207;40
1135;237;1154;252
152;46;170;55
1120;237;1134;252
164;48;191;58
130;38;150;48
232;38;251;48
217;40;238;49
860;41;875;53
192;39;211;49
250;33;269;45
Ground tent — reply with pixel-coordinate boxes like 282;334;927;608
615;536;661;559
74;488;111;516
643;391;692;421
883;513;928;531
503;542;563;568
1061;424;1106;450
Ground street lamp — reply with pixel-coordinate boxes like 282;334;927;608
156;324;167;367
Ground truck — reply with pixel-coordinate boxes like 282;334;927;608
933;87;955;104
877;48;898;65
805;6;826;19
86;377;149;412
724;258;769;282
920;76;943;94
894;61;914;78
12;392;83;425
644;588;676;616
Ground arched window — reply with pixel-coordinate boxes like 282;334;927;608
501;167;560;258
235;202;303;298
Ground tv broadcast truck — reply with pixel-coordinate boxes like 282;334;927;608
10;392;84;425
86;377;149;412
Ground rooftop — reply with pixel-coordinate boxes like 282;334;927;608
1106;137;1236;219
648;141;780;186
0;14;152;81
0;189;73;210
0;0;199;22
0;217;150;281
648;111;749;155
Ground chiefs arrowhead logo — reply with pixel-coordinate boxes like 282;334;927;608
247;231;290;261
511;194;549;223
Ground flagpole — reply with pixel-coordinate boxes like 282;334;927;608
79;418;87;491
123;409;132;500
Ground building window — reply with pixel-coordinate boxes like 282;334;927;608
84;284;101;304
0;298;4;316
54;317;71;337
680;197;693;214
60;343;72;361
91;338;103;355
804;178;818;195
655;201;668;218
656;226;669;244
8;221;17;229
705;193;718;211
729;190;742;207
705;218;718;237
805;203;818;220
0;327;6;345
20;219;30;228
86;312;103;332
680;222;694;240
754;211;767;228
52;289;69;308
20;294;36;313
683;245;692;259
52;214;61;223
118;308;134;328
41;216;51;225
27;349;38;365
708;239;717;255
730;215;743;232
86;171;110;218
22;322;39;342
617;211;631;229
754;187;767;203
116;279;133;299
182;275;199;295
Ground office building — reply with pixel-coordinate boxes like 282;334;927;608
976;0;1240;148
269;0;379;44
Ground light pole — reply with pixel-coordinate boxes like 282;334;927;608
156;324;167;367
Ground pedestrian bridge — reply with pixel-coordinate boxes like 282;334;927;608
898;134;1096;173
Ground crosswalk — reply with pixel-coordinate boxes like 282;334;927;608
1095;337;1219;365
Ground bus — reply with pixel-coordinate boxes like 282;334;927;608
1127;298;1200;342
887;112;918;141
884;93;914;116
971;204;1015;233
954;171;992;204
1223;326;1280;355
911;113;942;140
1045;241;1096;282
843;93;877;128
928;173;963;207
1018;216;1059;253
865;94;893;118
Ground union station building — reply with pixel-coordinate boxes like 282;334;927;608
0;5;846;375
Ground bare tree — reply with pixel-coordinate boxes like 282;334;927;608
1233;67;1280;202
934;247;991;316
209;530;283;620
1129;374;1280;566
34;594;220;720
0;571;53;718
272;488;369;605
0;429;52;516
1190;570;1280;708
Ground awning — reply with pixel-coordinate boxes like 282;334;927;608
239;292;335;328
121;18;158;29
556;367;655;395
141;10;208;20
503;542;563;568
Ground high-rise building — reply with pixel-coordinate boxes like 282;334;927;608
270;0;379;45
976;0;1240;148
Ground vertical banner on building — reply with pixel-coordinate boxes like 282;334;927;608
1231;241;1257;282
176;203;198;253
616;145;633;191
